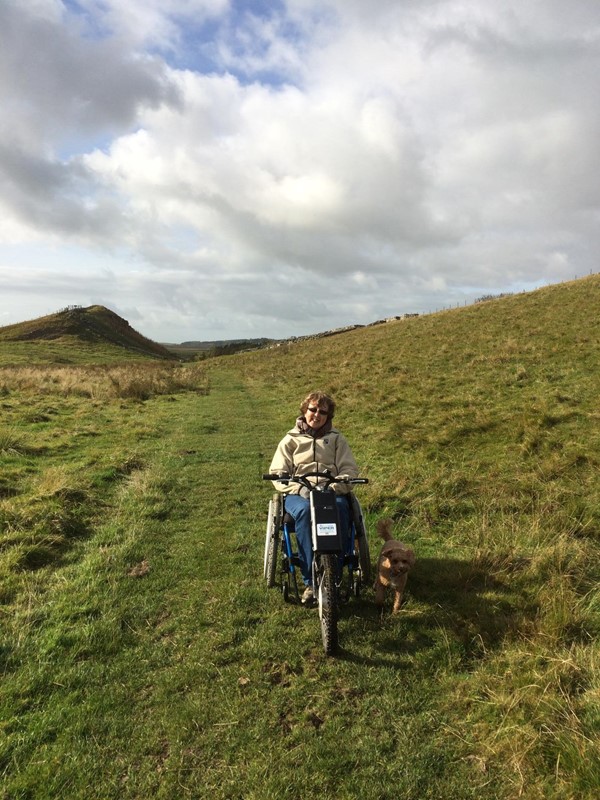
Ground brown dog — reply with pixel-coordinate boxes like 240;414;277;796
373;519;415;613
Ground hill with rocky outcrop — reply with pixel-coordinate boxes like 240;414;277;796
0;305;173;359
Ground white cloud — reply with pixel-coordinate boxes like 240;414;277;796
0;0;599;340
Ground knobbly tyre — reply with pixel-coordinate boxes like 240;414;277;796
262;470;370;656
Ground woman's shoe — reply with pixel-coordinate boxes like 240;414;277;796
301;585;315;605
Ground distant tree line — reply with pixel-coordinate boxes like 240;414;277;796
195;340;272;359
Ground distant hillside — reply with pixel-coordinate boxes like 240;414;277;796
163;338;275;358
183;337;274;350
0;305;173;360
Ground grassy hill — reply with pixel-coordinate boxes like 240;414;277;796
1;276;599;799
0;305;174;363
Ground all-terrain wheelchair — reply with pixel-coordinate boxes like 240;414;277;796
262;470;370;655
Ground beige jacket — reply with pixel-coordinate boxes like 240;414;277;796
269;425;359;495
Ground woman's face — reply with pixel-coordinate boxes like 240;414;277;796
305;401;329;430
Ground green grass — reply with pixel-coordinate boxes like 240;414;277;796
0;338;163;365
1;276;600;798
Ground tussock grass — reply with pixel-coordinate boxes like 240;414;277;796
0;362;209;400
0;427;26;455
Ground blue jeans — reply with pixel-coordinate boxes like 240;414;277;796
284;494;351;585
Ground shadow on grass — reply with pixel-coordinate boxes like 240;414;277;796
337;556;534;667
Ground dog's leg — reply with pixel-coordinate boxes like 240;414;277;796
373;577;386;607
391;575;407;613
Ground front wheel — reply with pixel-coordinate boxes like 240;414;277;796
264;494;281;588
316;554;338;656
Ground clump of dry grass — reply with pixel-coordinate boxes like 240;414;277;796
0;427;27;454
0;362;209;400
29;465;89;501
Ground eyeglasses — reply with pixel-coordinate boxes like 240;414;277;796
307;406;328;416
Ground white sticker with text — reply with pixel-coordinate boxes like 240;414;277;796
317;523;337;536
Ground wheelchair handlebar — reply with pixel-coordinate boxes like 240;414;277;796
262;471;368;488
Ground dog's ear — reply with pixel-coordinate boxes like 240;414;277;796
406;548;416;567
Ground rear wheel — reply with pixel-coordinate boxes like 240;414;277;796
316;554;338;655
350;494;371;583
264;494;281;588
357;530;371;584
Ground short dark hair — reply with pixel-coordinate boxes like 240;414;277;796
300;391;335;420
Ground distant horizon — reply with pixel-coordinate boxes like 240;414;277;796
2;271;597;347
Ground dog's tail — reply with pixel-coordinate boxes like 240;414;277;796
377;518;394;542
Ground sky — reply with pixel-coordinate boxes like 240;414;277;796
1;0;599;343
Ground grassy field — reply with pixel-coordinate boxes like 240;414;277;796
1;277;599;799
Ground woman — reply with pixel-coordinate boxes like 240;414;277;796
269;390;360;604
